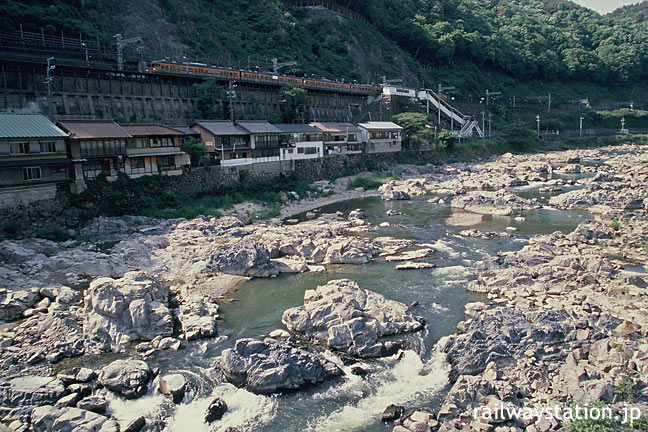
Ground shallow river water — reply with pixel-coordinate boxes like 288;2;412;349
104;196;592;432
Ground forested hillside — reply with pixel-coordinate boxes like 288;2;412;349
2;0;647;99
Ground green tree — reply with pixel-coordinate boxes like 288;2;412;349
279;86;308;123
195;79;227;119
436;129;457;150
181;137;207;166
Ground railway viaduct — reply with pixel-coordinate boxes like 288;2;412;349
0;57;383;124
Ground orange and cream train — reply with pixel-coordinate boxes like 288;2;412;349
147;61;381;95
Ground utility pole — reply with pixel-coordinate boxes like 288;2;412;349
45;57;55;120
82;43;89;67
228;81;237;122
113;34;142;70
536;114;541;138
438;84;455;128
488;111;493;139
481;112;486;140
579;116;584;137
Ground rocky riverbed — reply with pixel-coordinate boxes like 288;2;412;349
379;145;648;431
1;144;647;431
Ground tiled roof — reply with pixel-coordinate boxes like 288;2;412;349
167;125;201;135
236;121;283;134
57;120;131;139
0;113;67;139
119;124;184;137
192;120;248;136
358;121;403;130
274;124;321;134
310;122;361;133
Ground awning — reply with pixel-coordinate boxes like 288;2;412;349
0;158;71;167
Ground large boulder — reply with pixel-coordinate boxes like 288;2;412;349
282;279;424;358
219;338;340;394
177;296;219;341
98;359;152;399
206;241;278;277
84;271;173;353
158;374;187;404
0;376;65;421
31;405;118;432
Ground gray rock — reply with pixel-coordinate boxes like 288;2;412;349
206;241;277;277
0;289;41;321
381;404;405;422
84;271;173;353
158;374;186;404
282;279;424;357
177;296;219;341
122;416;146;432
98;359;152;399
76;396;107;414
0;376;65;421
205;397;228;423
219;338;340;394
54;393;80;408
31;405;118;432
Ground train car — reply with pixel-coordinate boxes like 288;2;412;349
148;61;382;95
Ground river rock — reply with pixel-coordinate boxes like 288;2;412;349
98;359;152;399
219;338;340;394
0;376;66;421
159;374;187;403
0;288;41;321
83;271;173;353
282;279;424;357
122;416;146;432
31;405;119;432
76;396;107;414
451;190;538;216
205;397;228;423
206;240;278;277
177;295;219;341
382;404;405;422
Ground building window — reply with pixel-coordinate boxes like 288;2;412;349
80;140;126;157
150;137;173;148
130;157;149;174
82;160;111;179
157;155;175;171
22;167;41;181
10;142;30;154
40;141;58;153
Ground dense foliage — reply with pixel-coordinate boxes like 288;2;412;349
2;0;646;95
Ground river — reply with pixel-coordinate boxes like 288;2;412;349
105;194;591;432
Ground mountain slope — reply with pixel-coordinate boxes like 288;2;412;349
0;0;646;95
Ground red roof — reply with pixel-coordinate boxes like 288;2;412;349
58;120;130;139
119;124;184;137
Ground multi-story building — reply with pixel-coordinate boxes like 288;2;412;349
119;124;190;177
58;120;190;190
310;122;362;155
275;124;324;160
0;113;70;208
191;120;250;165
358;121;403;153
236;121;283;163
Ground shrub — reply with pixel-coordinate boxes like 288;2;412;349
437;129;458;150
35;224;71;242
1;220;22;239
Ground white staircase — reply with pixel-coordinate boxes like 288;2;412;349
384;86;483;138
